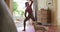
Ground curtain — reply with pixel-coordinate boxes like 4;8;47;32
0;0;17;32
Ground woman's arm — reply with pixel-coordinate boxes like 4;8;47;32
30;0;33;7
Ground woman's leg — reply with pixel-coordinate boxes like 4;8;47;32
23;17;29;31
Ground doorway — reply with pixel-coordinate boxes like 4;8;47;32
13;0;35;32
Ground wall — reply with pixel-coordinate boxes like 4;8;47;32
5;0;10;7
37;0;47;23
5;0;13;14
51;0;57;25
9;0;13;14
37;0;47;10
57;0;60;25
57;0;60;31
37;0;57;25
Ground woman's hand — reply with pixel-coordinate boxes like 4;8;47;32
30;0;33;1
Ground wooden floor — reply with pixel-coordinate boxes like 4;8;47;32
15;21;60;32
16;25;60;32
17;24;35;32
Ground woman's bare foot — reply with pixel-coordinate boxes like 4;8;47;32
23;29;25;31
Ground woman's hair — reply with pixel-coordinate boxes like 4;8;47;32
25;2;29;7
